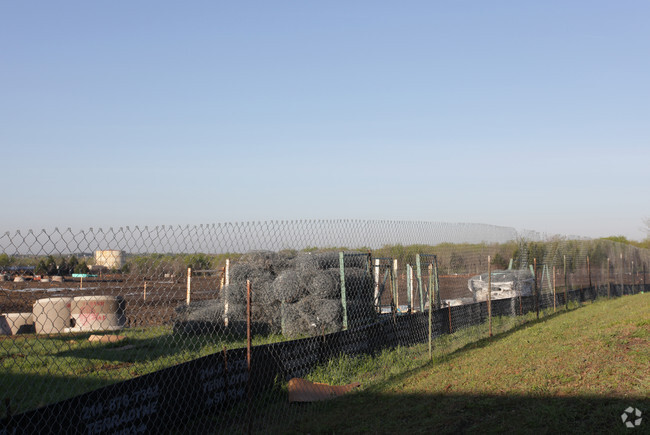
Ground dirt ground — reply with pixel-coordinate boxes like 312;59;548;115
0;274;222;327
2;269;644;327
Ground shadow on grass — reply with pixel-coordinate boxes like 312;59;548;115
53;327;269;363
282;392;649;434
1;372;112;417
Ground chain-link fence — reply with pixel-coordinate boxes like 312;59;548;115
1;221;648;433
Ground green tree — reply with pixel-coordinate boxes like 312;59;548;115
74;261;89;274
67;256;79;275
601;235;630;244
449;252;466;274
35;260;47;275
491;253;509;269
186;253;212;271
120;262;131;274
58;258;68;275
0;253;13;267
45;255;57;276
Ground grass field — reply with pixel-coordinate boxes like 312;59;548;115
0;327;287;414
3;293;648;433
287;294;649;434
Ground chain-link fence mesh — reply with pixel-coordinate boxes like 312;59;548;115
1;221;648;433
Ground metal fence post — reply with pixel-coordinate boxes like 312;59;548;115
339;252;348;330
428;264;433;360
406;264;413;313
246;279;252;426
433;257;441;309
534;258;539;319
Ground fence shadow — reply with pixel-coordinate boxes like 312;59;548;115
284;392;649;434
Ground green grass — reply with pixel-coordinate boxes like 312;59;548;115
285;294;649;434
4;294;648;434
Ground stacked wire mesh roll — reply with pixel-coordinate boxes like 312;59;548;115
175;251;375;336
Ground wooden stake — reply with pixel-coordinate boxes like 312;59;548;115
564;255;569;310
80;275;83;290
488;255;492;337
620;253;624;295
607;258;611;299
246;280;252;373
553;265;556;312
246;279;252;434
225;259;230;286
390;267;396;322
534;258;539;319
144;281;147;301
428;261;433;360
339;252;348;330
186;267;192;305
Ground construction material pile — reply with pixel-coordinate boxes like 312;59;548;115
468;269;534;302
175;251;376;337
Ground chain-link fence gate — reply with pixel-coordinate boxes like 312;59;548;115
1;220;648;433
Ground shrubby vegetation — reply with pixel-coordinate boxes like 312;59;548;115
2;236;649;278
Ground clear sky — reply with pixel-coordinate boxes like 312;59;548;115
2;1;649;240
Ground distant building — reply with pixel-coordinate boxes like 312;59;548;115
94;250;124;270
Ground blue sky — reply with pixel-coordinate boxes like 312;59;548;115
2;1;649;240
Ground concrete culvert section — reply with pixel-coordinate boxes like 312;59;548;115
33;297;73;334
68;296;126;332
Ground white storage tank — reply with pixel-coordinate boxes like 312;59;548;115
69;296;126;332
94;250;124;270
33;297;73;334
